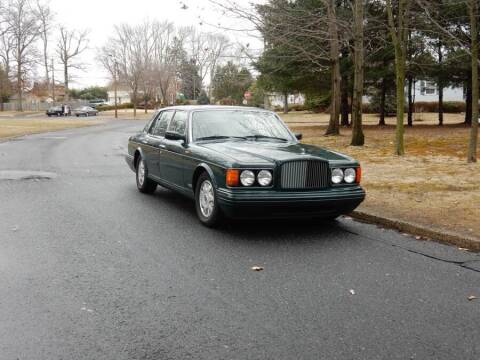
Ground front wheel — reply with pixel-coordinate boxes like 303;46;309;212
195;173;223;227
136;157;157;194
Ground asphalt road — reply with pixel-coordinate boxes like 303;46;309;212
0;119;479;360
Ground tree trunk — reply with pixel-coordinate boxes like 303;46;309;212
379;77;387;125
283;92;289;114
407;75;413;126
133;89;137;119
341;70;349;126
64;60;69;102
394;57;406;155
17;63;22;112
325;0;341;136
465;76;472;125
386;0;408;155
468;0;478;163
438;42;444;126
43;40;49;87
351;0;365;146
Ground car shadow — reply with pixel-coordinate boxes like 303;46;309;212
146;186;356;244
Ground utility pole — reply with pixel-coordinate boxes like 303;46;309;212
51;58;55;104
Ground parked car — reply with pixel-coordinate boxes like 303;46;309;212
88;99;107;108
73;106;98;117
125;106;365;227
46;106;70;116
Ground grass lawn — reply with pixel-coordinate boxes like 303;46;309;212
0;118;101;140
281;112;479;242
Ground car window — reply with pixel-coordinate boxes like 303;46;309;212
192;110;295;141
152;111;174;137
146;112;162;134
167;111;188;135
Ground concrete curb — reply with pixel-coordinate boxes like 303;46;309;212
350;210;480;252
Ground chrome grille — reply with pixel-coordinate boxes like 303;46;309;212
280;160;330;189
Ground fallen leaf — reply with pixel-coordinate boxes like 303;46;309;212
468;295;477;301
458;247;470;252
349;289;356;295
251;266;264;272
415;236;422;240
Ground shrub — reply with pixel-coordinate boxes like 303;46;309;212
97;103;133;111
367;89;397;115
414;101;465;113
197;91;210;105
290;104;305;111
304;93;331;113
218;98;237;106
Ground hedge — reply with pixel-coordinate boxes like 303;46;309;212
97;103;134;111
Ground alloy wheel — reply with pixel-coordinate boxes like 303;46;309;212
199;180;215;218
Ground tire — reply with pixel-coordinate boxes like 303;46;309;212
136;157;157;194
195;172;223;227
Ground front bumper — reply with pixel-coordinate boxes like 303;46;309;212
217;186;366;219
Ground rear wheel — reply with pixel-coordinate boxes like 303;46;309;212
136;157;157;194
195;173;223;227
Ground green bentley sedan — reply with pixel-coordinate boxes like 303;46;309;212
125;106;365;226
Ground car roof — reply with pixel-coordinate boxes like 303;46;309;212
159;105;271;113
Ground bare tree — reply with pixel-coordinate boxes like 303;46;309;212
56;26;88;101
5;0;41;111
111;24;145;118
35;0;54;86
205;33;230;98
0;19;13;79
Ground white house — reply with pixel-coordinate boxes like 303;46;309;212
267;93;305;108
414;80;464;102
107;90;131;105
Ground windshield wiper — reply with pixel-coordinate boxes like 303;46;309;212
246;134;289;142
196;135;247;141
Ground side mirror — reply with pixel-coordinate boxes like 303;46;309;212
295;133;303;140
165;131;186;142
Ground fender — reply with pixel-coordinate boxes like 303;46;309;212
193;162;219;189
133;146;147;166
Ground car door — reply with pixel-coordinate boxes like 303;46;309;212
140;112;164;178
159;110;188;188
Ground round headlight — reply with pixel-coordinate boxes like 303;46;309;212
331;168;344;184
240;170;255;186
257;170;272;187
344;168;356;183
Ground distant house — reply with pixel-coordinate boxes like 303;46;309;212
29;82;66;102
266;93;305;108
107;88;131;105
413;80;464;102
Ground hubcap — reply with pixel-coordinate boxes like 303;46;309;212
199;180;215;218
137;160;145;186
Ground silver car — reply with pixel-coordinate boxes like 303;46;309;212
73;106;98;117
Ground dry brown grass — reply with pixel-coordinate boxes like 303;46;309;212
280;112;480;241
0;118;101;140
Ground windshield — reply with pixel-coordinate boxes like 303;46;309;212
192;110;294;142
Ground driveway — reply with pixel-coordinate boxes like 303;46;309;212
0;120;479;359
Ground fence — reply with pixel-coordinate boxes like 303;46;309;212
1;100;89;112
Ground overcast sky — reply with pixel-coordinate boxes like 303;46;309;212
47;0;261;89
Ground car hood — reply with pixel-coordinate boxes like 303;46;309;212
197;141;355;166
